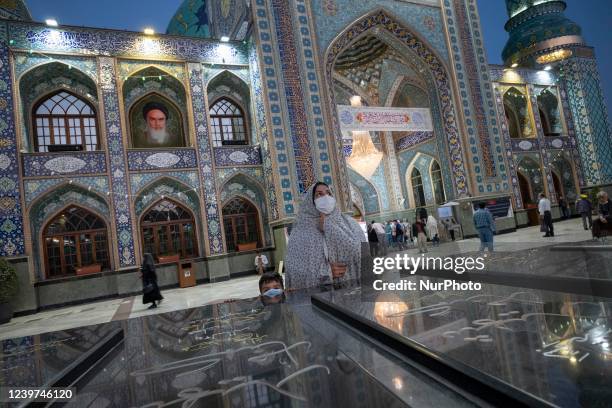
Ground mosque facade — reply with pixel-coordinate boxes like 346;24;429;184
0;0;610;312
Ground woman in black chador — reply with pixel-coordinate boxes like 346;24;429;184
141;253;163;309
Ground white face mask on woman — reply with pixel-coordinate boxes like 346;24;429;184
315;195;336;215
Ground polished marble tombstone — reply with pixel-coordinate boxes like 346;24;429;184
312;278;612;408
1;297;411;407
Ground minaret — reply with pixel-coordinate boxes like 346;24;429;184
503;0;612;186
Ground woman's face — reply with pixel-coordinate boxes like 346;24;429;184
314;184;332;200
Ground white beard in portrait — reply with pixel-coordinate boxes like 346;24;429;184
146;125;170;144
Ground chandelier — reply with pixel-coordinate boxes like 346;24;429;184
346;96;383;179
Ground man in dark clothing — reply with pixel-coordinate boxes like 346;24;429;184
592;191;611;240
575;194;593;230
558;196;569;219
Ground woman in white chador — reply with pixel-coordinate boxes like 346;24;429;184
284;182;366;290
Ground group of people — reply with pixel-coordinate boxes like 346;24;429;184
139;180;612;308
367;214;455;255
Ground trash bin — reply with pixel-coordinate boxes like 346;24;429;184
178;261;196;288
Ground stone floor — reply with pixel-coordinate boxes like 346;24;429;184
0;218;605;341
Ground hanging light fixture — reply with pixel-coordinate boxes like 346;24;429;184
346;95;383;179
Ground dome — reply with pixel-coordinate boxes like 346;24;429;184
0;0;32;21
166;0;251;41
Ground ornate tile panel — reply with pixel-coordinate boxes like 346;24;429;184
395;131;435;151
117;60;186;82
310;0;448;63
22;152;107;177
248;43;279;220
494;85;522;208
291;0;334;187
252;0;299;214
8;22;248;64
213;145;262;166
25;176;108;206
130;171;199;196
560;57;612;185
188;63;223;254
14;53;98;80
98;57;135;266
510;138;540;152
0;25;25;256
126;149;197;171
269;0;316;193
451;0;496;178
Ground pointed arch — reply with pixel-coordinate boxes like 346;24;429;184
324;9;468;198
139;197;199;260
347;167;381;214
28;184;113;280
221;195;263;252
19;61;99;152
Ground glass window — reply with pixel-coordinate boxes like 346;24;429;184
411;168;426;208
209;98;248;147
502;86;535;139
536;86;564;136
141;199;198;260
431;161;446;205
33;91;98;152
222;197;261;252
43;206;109;278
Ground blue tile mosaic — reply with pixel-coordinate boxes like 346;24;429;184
213;145;262;167
0;26;25;256
126;149;197;171
22;152;107;177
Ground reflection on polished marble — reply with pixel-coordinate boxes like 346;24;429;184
313;278;612;407
1;297;416;407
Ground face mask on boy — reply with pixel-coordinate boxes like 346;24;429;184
263;288;283;298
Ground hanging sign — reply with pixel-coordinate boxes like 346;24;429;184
337;105;433;131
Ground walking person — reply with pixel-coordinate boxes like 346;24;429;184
558;196;569;220
538;193;554;237
254;251;269;275
141;253;163;309
413;217;428;253
371;220;387;255
426;215;440;247
368;221;380;257
576;194;593;230
473;202;495;252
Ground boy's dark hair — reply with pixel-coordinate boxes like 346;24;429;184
478;202;486;209
259;272;284;292
312;181;329;203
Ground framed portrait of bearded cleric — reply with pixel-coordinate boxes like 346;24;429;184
129;95;186;148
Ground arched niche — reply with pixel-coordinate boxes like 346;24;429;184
536;86;563;136
19;62;99;152
220;173;271;247
516;156;545;204
324;9;469;198
124;66;188;148
134;177;203;260
29;185;112;281
550;153;578;202
207;70;252;146
502;86;535;139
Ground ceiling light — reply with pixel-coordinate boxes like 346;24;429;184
544;65;552;71
511;63;519;68
143;27;155;35
220;36;230;42
45;19;58;27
